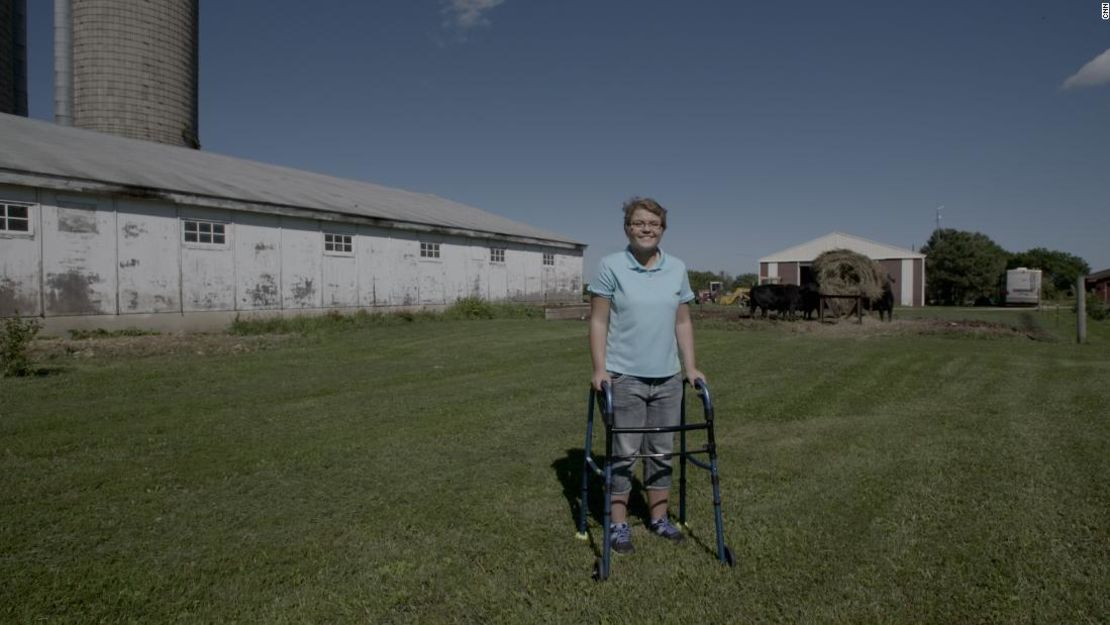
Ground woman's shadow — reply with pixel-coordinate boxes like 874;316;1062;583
551;448;723;560
550;448;650;530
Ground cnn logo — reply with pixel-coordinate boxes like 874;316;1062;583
1104;3;1109;20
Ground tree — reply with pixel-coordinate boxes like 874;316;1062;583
1007;247;1090;300
921;229;1008;305
687;270;734;293
734;273;759;288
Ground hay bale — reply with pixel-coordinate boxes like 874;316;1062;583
812;249;884;318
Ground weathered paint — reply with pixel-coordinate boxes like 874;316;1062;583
1;184;585;328
390;234;420;306
322;225;358;307
357;225;389;307
181;207;235;312
0;185;41;316
281;217;322;309
41;194;116;315
116;198;178;313
234;212;282;310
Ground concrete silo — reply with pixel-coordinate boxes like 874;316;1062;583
0;0;28;116
56;0;199;148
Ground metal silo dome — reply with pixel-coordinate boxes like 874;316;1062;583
65;0;199;147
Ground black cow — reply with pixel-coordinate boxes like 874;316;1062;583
872;277;895;322
749;284;802;320
800;282;820;320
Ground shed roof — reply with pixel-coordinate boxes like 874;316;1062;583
1086;268;1110;282
760;231;925;263
0;113;582;249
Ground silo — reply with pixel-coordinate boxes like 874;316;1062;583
61;0;199;147
0;0;29;116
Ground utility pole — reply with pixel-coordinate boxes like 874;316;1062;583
1077;275;1087;344
935;205;943;231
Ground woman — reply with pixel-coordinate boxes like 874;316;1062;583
588;196;706;554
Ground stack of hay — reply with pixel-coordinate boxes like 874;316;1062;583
812;249;884;318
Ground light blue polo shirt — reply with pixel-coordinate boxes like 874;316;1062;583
589;247;695;377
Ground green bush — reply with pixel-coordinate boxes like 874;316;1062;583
1;315;42;377
230;300;544;335
1084;292;1108;321
446;297;543;320
68;327;160;340
447;296;497;319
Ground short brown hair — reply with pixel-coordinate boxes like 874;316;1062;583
621;197;667;230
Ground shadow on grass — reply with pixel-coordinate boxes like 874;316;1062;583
551;448;650;528
32;365;69;377
4;365;68;378
552;449;727;562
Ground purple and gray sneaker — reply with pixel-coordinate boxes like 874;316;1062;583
648;517;685;543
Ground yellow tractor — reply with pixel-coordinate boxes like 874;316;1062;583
719;287;750;306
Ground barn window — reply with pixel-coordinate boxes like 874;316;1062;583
543;252;555;266
490;247;505;263
420;242;440;258
182;219;227;246
0;201;32;234
324;233;353;255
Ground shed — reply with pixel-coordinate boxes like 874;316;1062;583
0;113;585;332
1087;268;1110;306
759;232;926;307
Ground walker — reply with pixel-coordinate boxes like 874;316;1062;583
577;379;735;581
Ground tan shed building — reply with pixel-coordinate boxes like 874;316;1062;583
759;232;926;307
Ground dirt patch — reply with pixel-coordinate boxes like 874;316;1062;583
691;307;1054;341
30;333;297;361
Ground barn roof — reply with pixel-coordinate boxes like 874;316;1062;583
760;231;925;263
0;113;583;249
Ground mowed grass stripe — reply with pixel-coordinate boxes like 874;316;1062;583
2;315;1108;623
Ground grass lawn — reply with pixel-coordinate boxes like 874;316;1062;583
2;310;1108;624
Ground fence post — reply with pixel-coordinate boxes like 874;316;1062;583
1077;275;1086;344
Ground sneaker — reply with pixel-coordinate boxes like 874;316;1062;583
648;517;685;543
609;522;634;554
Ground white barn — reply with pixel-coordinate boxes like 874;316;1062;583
759;232;926;307
0;114;585;332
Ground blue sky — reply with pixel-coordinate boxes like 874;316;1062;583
21;1;1110;279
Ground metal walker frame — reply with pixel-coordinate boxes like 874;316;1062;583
576;379;735;580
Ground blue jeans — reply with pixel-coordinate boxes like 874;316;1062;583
608;373;683;495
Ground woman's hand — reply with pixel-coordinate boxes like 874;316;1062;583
685;369;707;388
591;370;612;391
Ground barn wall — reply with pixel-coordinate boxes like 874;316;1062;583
181;206;235;312
234;212;283;310
41;192;117;316
899;259;913;307
321;222;358;307
0;184;40;316
914;258;924;307
763;262;778;283
117;198;179;313
779;262;798;286
281;216;323;309
0;185;584;329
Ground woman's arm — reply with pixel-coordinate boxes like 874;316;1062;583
675;303;705;384
589;295;612;391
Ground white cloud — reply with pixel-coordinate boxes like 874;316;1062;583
442;0;507;32
1062;48;1110;89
